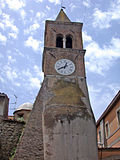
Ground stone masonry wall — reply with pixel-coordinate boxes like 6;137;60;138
13;83;45;160
0;118;24;160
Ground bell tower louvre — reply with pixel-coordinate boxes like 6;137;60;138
14;9;98;160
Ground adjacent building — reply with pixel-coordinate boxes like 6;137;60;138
14;102;33;122
97;90;120;159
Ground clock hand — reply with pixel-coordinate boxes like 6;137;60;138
58;62;68;70
58;66;64;70
64;62;68;69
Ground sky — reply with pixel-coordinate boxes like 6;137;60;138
0;0;120;121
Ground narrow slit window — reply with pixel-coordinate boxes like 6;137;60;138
66;35;72;48
99;130;102;143
56;35;63;48
105;122;110;138
117;110;120;126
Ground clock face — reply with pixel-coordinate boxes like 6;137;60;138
55;59;75;75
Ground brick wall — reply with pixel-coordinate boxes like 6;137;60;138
0;118;24;160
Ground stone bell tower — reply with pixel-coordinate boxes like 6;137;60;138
42;9;98;160
14;9;98;160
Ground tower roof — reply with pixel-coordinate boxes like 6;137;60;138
56;9;71;22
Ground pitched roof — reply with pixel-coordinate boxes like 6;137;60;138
56;9;71;22
96;90;120;126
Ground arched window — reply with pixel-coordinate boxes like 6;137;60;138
56;34;63;48
66;35;72;48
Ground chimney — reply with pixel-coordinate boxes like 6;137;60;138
0;93;9;119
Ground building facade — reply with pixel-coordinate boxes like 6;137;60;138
97;91;120;159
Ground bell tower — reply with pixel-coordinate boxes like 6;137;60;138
42;9;98;160
43;9;85;77
14;9;98;160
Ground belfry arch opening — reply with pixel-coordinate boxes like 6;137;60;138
66;35;72;48
56;34;63;48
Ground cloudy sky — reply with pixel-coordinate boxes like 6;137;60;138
0;0;120;120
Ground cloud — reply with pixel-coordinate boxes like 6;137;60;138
22;69;31;78
46;6;50;10
98;82;120;96
83;31;120;75
111;0;120;20
83;0;91;8
107;83;120;95
14;82;21;87
0;33;7;45
0;0;6;8
0;22;4;30
0;53;21;86
5;0;25;11
88;85;101;94
35;0;43;2
14;49;25;57
5;66;18;81
92;8;111;29
24;23;40;35
0;13;19;39
3;0;26;20
91;88;114;120
88;82;119;120
34;65;44;79
82;31;92;42
24;36;42;51
0;76;4;83
20;9;26;19
7;56;16;64
48;0;60;5
93;0;120;29
69;3;77;11
22;68;43;89
29;77;41;89
8;32;17;39
36;12;46;20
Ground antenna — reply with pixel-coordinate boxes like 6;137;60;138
61;0;66;9
14;94;17;110
10;94;18;111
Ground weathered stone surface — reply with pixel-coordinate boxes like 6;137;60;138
0;118;24;160
12;76;98;160
13;83;45;160
42;77;98;160
47;79;85;106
